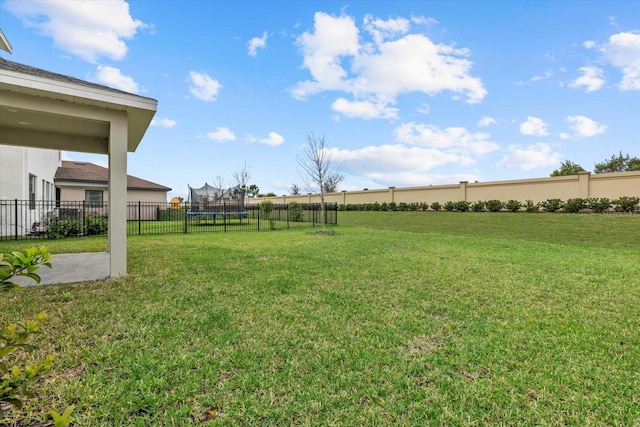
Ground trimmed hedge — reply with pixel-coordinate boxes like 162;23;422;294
338;196;639;213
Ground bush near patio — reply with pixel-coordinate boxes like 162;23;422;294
1;248;52;417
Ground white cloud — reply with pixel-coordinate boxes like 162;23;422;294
416;103;430;114
363;14;411;45
252;132;284;146
569;66;605;92
189;71;222;101
516;70;553;85
478;116;496;127
5;0;146;62
93;65;138;93
519;116;549;136
291;12;486;118
151;118;177;128
497;143;562;170
331;98;399;119
206;127;236;142
333;144;462;173
600;31;640;90
247;31;267;57
329;144;477;187
566;115;606;137
394;122;499;155
411;15;439;27
584;40;596;49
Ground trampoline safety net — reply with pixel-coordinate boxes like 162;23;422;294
188;183;246;212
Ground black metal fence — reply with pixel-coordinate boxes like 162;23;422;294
0;200;338;241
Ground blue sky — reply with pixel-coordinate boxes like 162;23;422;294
1;0;638;199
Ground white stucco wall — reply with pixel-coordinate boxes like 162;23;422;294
0;146;60;201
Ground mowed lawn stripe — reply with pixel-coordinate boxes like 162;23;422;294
1;212;638;425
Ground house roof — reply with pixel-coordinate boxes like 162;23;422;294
0;29;12;53
55;161;171;192
0;57;157;153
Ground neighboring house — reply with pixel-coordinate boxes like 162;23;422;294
55;160;171;203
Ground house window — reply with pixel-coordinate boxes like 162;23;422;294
29;174;37;209
85;190;103;207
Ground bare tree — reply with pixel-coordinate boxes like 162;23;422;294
212;175;226;189
232;161;251;190
297;133;344;230
323;175;342;193
211;175;226;201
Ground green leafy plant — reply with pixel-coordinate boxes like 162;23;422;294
50;405;75;427
524;200;540;213
1;247;55;419
430;202;442;211
471;201;485;212
288;201;304;222
505;199;522;213
486;199;504;212
613;196;639;213
47;218;83;239
84;215;108;236
443;201;456;212
1;314;54;418
541;199;564;213
455;201;471;212
260;200;275;229
0;247;52;292
587;198;611;213
564;198;586;213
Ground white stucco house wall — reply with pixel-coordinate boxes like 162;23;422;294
0;146;61;201
0;146;61;236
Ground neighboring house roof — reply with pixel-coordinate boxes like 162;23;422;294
0;28;12;53
55;161;171;192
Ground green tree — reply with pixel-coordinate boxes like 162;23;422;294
550;160;587;176
594;152;640;173
290;183;301;195
246;184;260;198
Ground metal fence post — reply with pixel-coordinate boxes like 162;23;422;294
183;203;188;234
138;201;142;235
14;199;18;240
223;201;227;232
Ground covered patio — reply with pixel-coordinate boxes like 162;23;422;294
0;51;157;280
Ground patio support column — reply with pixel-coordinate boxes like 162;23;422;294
108;112;128;278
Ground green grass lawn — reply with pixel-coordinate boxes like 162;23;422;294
1;212;639;426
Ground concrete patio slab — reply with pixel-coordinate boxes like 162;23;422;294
13;252;110;286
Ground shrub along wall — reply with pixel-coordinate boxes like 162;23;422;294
338;196;640;213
